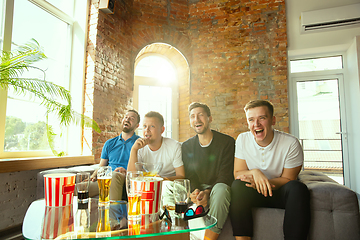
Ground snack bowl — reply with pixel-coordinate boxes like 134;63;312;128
135;162;163;177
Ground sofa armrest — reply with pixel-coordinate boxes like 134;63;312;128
299;171;360;239
299;171;358;211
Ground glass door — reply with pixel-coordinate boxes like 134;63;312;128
293;77;348;184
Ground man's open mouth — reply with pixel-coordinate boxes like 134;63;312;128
255;129;264;135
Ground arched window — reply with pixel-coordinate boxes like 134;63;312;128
134;54;179;140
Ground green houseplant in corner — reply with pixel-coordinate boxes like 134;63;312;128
0;39;100;156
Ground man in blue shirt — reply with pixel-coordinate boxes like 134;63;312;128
90;110;140;200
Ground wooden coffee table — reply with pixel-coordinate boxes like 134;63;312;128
22;198;216;240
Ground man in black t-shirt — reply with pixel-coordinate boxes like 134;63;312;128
182;102;235;240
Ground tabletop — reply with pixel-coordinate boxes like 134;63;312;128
22;198;217;239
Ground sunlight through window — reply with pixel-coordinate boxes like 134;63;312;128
135;55;176;138
290;56;343;73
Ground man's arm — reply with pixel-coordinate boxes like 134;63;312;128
127;138;149;172
165;165;185;181
234;157;274;197
213;137;235;187
90;158;108;181
269;165;302;189
234;157;302;197
182;141;201;191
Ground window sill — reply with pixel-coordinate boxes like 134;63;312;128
0;155;95;173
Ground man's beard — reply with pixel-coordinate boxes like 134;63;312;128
193;125;208;135
122;125;135;133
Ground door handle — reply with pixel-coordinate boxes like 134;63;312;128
335;132;346;134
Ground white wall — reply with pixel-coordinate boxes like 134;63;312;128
286;0;360;195
345;37;360;195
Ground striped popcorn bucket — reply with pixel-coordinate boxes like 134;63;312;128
41;205;74;239
44;173;76;207
134;177;163;214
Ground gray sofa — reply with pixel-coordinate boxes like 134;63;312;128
218;171;360;240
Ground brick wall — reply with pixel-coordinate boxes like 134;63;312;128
188;0;288;140
86;0;288;160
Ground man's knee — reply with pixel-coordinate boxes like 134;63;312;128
231;179;247;190
210;183;231;203
109;172;126;200
112;171;125;185
209;183;231;234
284;180;310;200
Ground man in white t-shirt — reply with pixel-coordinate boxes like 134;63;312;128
229;100;310;240
128;111;185;180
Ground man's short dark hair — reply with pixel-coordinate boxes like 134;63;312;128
128;109;140;124
188;102;211;117
244;100;274;117
144;111;164;126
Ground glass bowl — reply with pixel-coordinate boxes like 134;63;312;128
135;162;163;177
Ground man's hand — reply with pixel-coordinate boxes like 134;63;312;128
114;167;126;174
90;169;98;182
190;189;200;203
237;174;256;189
132;138;150;150
250;169;274;197
238;169;275;197
190;189;210;207
196;189;210;207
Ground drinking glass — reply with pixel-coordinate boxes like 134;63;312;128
76;172;90;203
135;162;163;177
126;171;143;218
173;179;191;215
97;166;112;203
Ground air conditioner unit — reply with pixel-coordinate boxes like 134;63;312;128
300;3;360;33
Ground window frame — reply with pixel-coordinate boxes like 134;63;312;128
0;0;90;160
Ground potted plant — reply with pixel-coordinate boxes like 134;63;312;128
0;39;100;156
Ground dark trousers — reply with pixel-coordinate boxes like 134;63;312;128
230;180;310;240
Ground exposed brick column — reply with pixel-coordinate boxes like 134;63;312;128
83;0;99;157
84;0;135;161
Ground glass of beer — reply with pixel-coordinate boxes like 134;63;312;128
126;171;143;219
96;202;111;237
97;166;112;203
